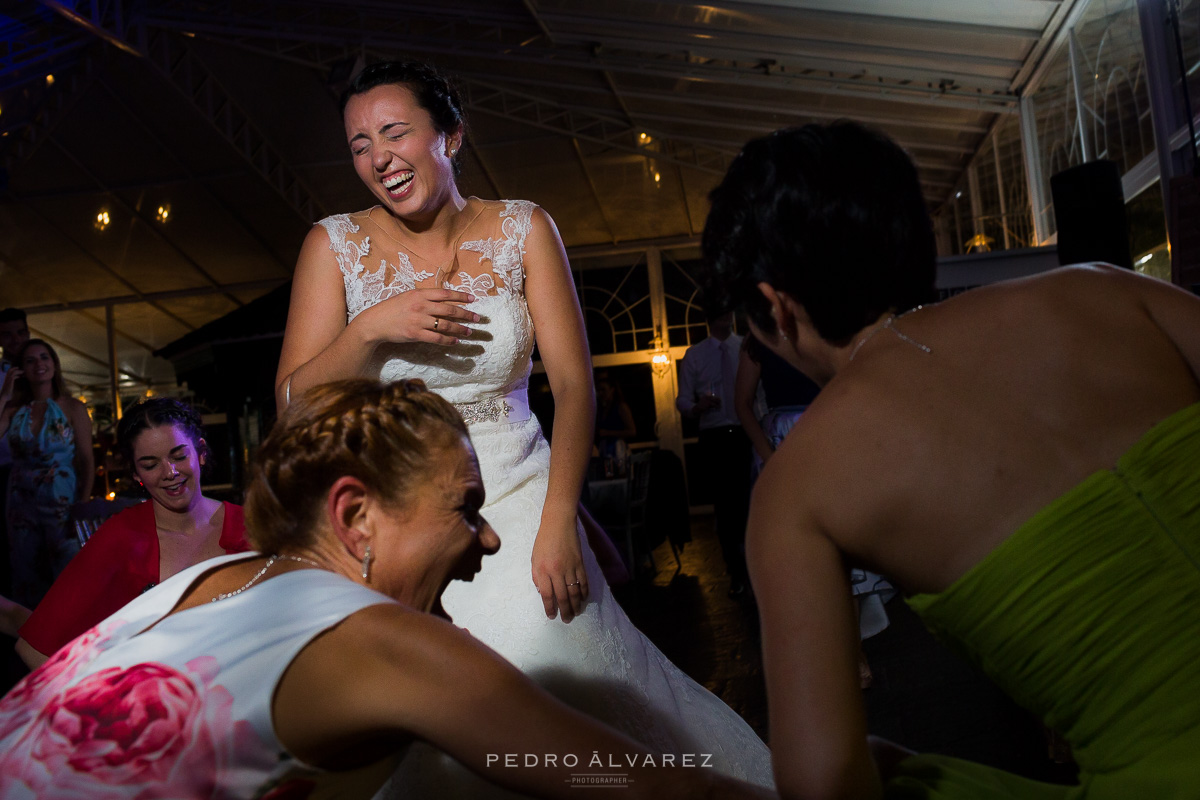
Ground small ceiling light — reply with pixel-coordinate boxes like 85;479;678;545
653;171;661;185
45;74;55;86
156;204;171;223
638;132;652;145
95;209;111;231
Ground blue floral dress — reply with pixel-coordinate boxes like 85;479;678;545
7;398;78;606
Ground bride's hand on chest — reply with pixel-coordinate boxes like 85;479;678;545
355;288;481;347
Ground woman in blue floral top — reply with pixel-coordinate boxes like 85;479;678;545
0;339;93;607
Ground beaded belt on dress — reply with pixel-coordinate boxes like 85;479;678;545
454;386;531;426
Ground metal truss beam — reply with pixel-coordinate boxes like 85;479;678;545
20;278;287;315
13;192;198;332
27;325;151;385
45;137;246;308
0;243;156;355
644;0;1048;40
0;31;90;83
570;138;618;243
94;77;294;276
137;28;328;223
38;0;140;56
458;78;732;175
536;13;1024;86
456;71;1000;133
137;4;1018;110
39;2;328;224
1;54;98;173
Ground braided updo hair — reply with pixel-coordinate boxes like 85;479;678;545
118;397;210;471
340;60;468;177
245;378;469;554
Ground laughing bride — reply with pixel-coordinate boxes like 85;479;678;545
276;60;774;795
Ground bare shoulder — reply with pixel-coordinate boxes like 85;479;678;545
997;262;1175;307
299;219;335;253
59;395;85;413
758;378;928;544
320;603;510;676
278;601;517;738
60;396;90;424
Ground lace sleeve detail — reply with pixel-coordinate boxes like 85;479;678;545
319;212;436;322
460;199;537;297
316;214;359;275
316;214;370;321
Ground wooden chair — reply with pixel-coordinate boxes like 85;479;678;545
610;451;654;572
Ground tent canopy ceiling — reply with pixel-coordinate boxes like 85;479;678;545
0;0;1080;397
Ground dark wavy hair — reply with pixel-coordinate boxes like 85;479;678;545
245;378;469;554
11;339;68;406
117;397;210;471
702;121;936;343
341;60;468;177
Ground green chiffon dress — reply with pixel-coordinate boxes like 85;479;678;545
888;402;1200;799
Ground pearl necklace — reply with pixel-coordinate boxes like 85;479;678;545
211;554;320;603
848;306;933;362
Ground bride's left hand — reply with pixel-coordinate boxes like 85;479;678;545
531;523;589;623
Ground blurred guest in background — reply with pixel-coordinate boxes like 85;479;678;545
735;334;888;685
676;311;752;596
0;309;29;602
594;370;637;473
0;340;92;608
734;333;820;476
11;397;249;669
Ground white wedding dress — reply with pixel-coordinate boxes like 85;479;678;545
319;199;773;796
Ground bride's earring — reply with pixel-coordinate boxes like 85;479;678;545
361;545;372;581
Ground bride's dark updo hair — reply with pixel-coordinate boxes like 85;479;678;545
245;378;469;554
341;60;468;177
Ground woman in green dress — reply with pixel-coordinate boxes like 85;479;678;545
701;121;1200;799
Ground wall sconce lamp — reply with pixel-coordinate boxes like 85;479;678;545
650;335;671;377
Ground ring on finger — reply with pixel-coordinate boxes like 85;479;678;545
433;318;440;331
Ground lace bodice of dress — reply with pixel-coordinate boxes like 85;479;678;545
319;199;537;406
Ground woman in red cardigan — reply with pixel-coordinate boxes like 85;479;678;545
12;397;249;668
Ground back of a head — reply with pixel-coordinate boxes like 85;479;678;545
0;308;26;326
246;379;468;554
702;121;936;342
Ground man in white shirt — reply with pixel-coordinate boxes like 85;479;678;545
675;311;752;595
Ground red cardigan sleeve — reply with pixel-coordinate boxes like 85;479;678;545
19;502;159;657
218;502;252;553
